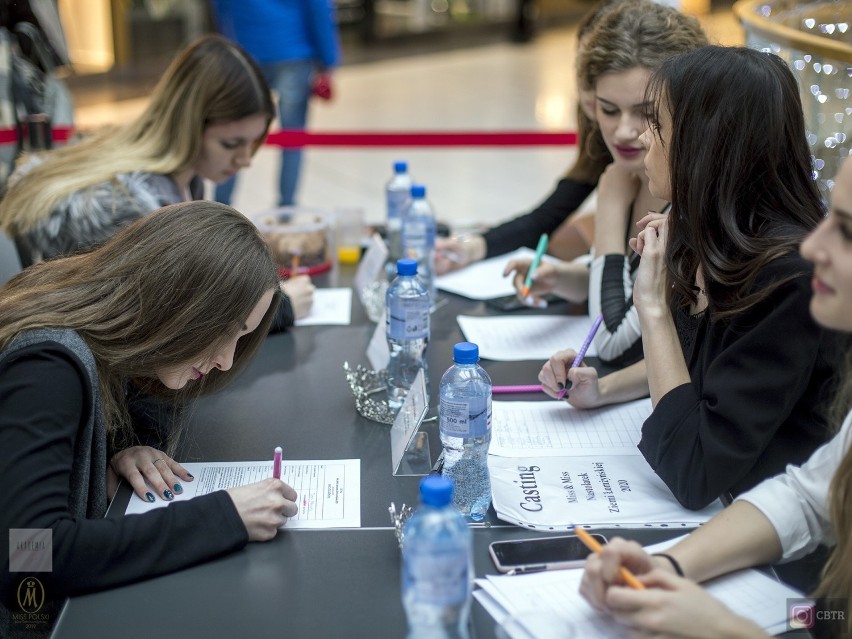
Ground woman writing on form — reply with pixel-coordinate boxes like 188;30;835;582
578;155;852;639
539;46;838;509
0;34;313;325
505;1;707;367
0;202;298;638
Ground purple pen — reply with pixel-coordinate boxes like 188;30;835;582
273;446;282;479
558;314;604;399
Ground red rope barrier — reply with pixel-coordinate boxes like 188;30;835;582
0;127;576;148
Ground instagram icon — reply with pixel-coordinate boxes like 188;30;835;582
789;601;815;629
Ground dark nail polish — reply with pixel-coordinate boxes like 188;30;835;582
564;381;573;392
187;473;194;480
145;492;155;503
164;489;174;501
174;483;183;493
557;382;564;390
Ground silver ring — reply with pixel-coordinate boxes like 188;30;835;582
152;458;165;465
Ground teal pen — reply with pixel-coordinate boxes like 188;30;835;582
521;234;549;299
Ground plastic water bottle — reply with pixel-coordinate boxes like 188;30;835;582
386;160;413;273
402;475;472;639
400;184;437;301
386;258;430;411
439;342;492;521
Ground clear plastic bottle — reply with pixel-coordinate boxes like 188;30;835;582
438;342;492;521
386;160;413;274
402;475;472;639
400;184;437;301
386;258;430;411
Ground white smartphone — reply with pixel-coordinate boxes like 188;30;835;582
488;534;607;574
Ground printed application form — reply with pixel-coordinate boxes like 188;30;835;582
125;459;361;528
456;315;599;361
436;248;560;300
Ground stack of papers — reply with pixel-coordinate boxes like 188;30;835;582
475;552;801;638
488;400;724;528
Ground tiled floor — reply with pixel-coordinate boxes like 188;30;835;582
71;10;743;230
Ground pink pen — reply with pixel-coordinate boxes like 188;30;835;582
492;385;543;394
558;314;604;399
273;446;282;479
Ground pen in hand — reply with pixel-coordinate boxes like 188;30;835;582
559;314;603;398
574;525;645;590
273;446;282;479
521;233;549;299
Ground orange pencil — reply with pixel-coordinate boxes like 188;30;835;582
574;525;646;590
291;250;301;274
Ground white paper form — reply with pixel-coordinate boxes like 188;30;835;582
490;399;652;457
456;315;598;361
436;248;560;300
488;454;723;529
475;562;802;639
295;288;352;326
125;459;361;528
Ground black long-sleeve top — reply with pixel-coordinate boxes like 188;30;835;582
0;343;248;634
638;255;838;510
483;177;596;257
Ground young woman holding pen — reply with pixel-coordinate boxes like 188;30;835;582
505;1;707;367
0;34;313;325
578;155;852;639
0;202;298;638
539;46;838;510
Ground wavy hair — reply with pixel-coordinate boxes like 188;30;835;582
0;34;274;236
646;46;824;317
0;201;281;450
577;1;707;95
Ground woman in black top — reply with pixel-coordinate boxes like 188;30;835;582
0;201;298;637
539;46;838;510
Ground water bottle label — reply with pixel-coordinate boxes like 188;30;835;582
387;191;407;220
403;220;434;248
440;396;492;438
388;298;430;340
405;548;469;605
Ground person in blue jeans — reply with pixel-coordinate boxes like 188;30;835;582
211;0;341;207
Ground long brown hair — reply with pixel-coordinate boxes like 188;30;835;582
0;34;275;236
0;201;281;450
817;353;852;632
564;0;621;184
646;47;824;318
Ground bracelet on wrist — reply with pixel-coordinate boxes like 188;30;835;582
653;553;684;577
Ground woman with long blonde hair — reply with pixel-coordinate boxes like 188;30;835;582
579;155;852;639
0;201;299;638
0;33;313;323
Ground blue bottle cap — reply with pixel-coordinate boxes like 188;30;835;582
453;342;479;364
397;258;418;276
419;475;453;507
394;161;407;173
410;184;426;198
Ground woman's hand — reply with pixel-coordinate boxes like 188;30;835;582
629;213;670;319
226;479;299;542
503;259;560;308
281;275;315;320
579;538;659;612
434;235;486;274
109;446;194;503
605;570;768;639
538;348;602;408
